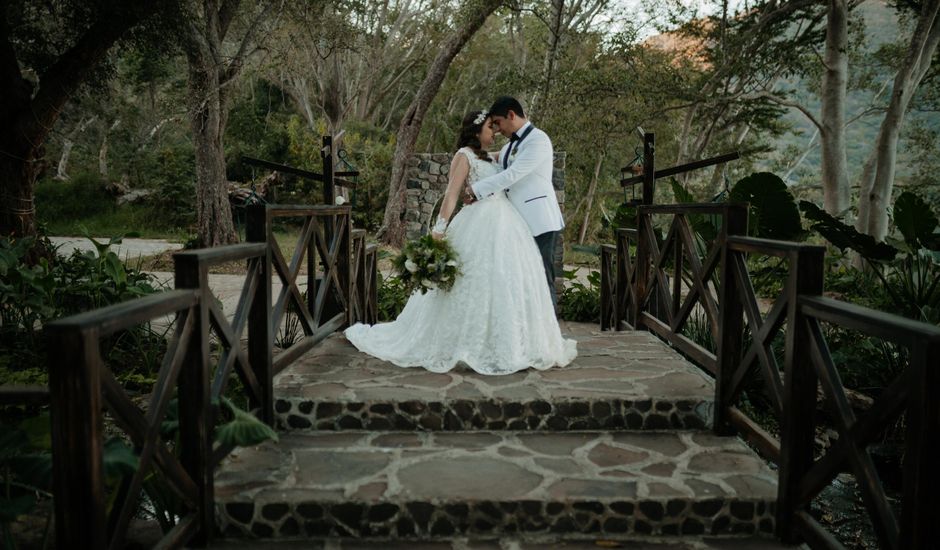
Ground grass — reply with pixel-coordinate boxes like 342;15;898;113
40;203;191;240
564;245;601;268
36;174;190;240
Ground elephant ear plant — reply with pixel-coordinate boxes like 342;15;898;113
801;191;940;324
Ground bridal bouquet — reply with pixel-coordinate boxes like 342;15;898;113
392;235;460;294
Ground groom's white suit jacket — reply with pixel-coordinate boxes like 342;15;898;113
471;122;565;237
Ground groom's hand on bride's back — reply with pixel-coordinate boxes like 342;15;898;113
462;185;477;205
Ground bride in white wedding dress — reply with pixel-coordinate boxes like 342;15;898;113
344;111;577;375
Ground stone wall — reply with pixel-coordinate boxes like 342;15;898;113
403;152;566;296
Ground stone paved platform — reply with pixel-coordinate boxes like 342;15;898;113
210;536;802;549
215;431;777;540
273;323;715;432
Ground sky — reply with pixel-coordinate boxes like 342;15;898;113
610;0;744;40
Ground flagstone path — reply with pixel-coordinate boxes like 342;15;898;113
214;323;791;547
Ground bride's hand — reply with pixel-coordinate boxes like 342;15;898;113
431;231;444;240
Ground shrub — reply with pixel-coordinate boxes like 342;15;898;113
377;273;410;322
558;269;601;322
0;235;160;388
35;172;114;224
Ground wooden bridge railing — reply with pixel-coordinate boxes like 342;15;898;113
30;203;377;549
600;204;940;549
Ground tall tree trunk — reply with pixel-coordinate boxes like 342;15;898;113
99;119;121;179
55;140;75;182
186;52;238;247
578;151;605;245
856;0;940;239
183;0;273;247
377;0;504;247
0;139;42;238
55;116;96;181
819;0;850;216
0;2;158;239
531;0;565;116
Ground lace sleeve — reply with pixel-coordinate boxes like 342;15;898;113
457;147;479;185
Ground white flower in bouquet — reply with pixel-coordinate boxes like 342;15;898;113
405;259;419;272
422;279;438;290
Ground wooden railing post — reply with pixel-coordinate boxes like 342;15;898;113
615;230;628;329
46;326;107;548
173;255;213;545
776;245;824;543
340;211;353;327
642;132;655;205
633;208;650;329
901;337;940;548
321;135;335;207
600;244;614;331
714;204;748;436
246;204;274;425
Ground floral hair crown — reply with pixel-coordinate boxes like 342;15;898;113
474;110;488;125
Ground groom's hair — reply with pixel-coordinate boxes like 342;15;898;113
489;96;525;119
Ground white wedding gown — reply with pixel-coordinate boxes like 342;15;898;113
345;147;577;375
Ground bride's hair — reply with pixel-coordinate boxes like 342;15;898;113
455;111;492;162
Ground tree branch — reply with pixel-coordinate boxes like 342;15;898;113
0;14;28;109
25;2;158;144
742;90;823;130
222;1;277;85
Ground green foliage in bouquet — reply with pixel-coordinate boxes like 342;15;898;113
392;235;461;295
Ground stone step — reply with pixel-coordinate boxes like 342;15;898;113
215;431;777;541
209;536;802;549
273;324;715;432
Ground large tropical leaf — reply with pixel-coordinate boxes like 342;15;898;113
19;412;51;450
103;437;140;481
215;398;278;448
800;201;897;262
894;191;940;250
669;179;720;241
730;172;804;240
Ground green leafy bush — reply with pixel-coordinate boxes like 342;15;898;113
558;270;601;322
0;235;160;388
377;273;410;322
801;191;940;324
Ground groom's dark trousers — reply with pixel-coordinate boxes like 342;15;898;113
534;230;558;308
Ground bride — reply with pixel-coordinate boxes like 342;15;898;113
344;111;577;375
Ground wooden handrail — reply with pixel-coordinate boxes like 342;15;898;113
32;198;378;550
0;385;50;404
241;156;324;182
601;201;939;549
620;151;741;186
46;289;198;336
799;295;940;344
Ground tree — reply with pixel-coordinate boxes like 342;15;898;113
855;0;940;241
0;1;165;239
818;0;851;215
660;0;826;179
270;0;442;135
182;0;278;247
378;0;505;246
526;0;610;116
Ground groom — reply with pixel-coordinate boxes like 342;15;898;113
468;96;565;306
